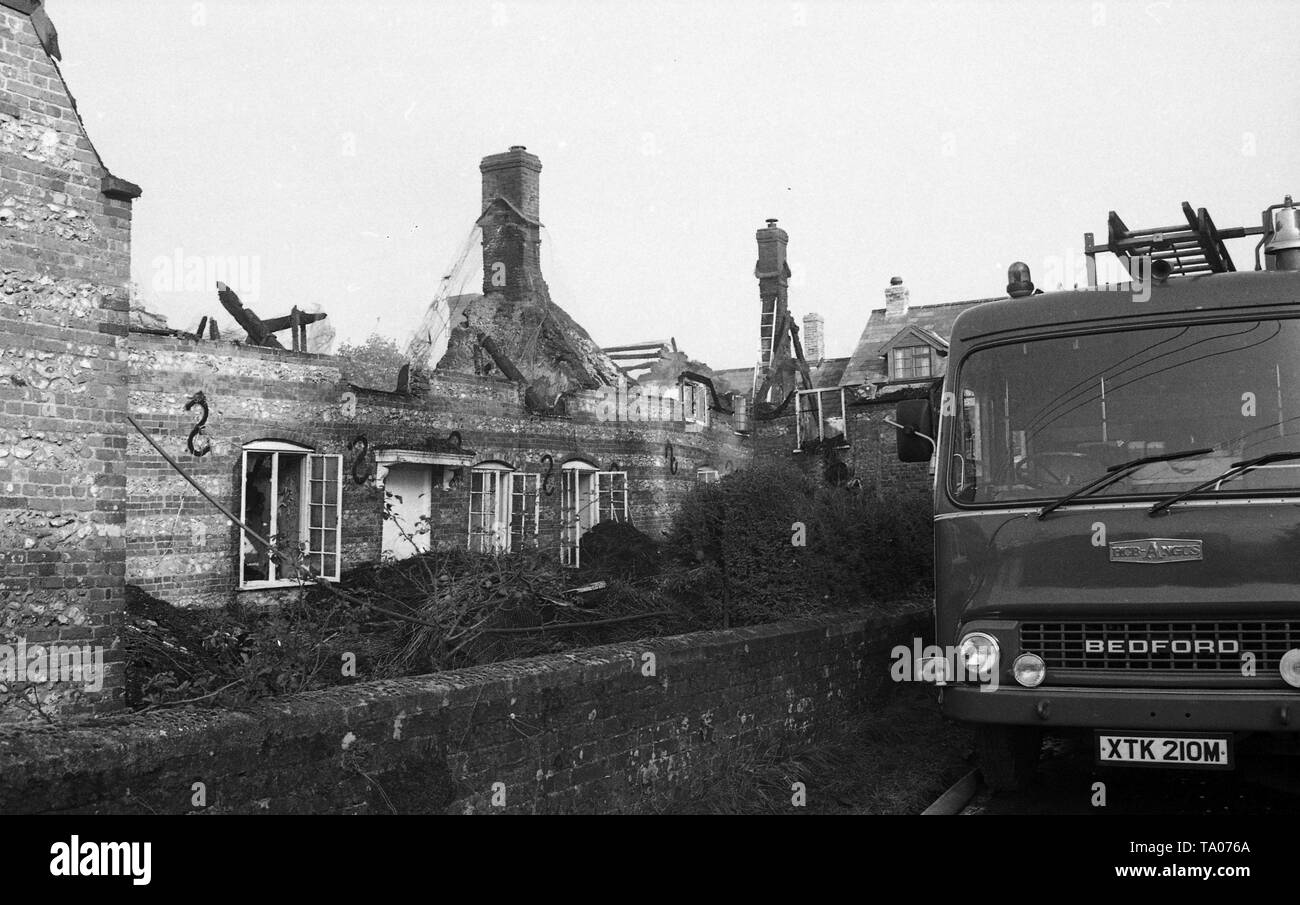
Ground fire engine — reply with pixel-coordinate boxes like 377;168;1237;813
893;196;1300;790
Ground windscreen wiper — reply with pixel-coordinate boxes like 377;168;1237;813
1148;450;1300;516
1037;447;1213;520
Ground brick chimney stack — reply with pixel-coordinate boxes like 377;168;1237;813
885;276;909;318
479;146;543;299
802;312;824;362
755;218;791;372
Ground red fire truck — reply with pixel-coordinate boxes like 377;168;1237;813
893;196;1300;790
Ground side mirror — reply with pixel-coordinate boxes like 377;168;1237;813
887;398;936;463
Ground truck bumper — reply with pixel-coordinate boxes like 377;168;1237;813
943;684;1300;732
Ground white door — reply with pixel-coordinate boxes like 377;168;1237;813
382;464;433;559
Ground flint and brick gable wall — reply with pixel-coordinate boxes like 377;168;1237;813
0;4;137;717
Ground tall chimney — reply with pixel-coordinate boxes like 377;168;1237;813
885;276;909;318
802;312;824;362
755;218;790;372
479;146;543;299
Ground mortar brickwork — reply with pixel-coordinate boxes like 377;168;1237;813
0;4;139;718
124;331;750;606
0;607;926;814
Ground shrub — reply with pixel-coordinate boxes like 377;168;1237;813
665;462;932;625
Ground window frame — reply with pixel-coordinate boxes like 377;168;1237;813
892;344;934;381
560;461;597;567
595;470;629;524
468;462;515;553
238;440;343;589
794;387;850;450
681;379;710;428
509;471;541;551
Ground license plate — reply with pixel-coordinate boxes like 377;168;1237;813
1096;731;1233;769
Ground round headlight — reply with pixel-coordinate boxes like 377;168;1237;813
1279;649;1300;688
1013;653;1046;687
958;632;1000;680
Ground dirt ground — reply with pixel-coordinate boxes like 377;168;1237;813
668;681;973;815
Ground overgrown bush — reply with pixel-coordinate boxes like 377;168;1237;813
665;462;932;625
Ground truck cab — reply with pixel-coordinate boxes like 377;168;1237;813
895;196;1300;790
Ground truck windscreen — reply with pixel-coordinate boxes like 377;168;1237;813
951;318;1300;505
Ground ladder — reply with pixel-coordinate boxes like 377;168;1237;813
1084;202;1260;287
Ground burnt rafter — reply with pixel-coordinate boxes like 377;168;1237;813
215;282;326;351
475;332;567;416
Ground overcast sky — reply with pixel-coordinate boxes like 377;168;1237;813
52;0;1299;368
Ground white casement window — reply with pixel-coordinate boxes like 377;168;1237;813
468;463;514;553
239;440;343;588
794;387;849;450
509;472;540;550
892;345;933;380
560;462;596;567
560;462;627;567
681;379;709;428
696;467;720;484
596;471;628;523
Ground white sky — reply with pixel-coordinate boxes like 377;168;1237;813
51;0;1300;368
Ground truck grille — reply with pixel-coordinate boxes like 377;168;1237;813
1020;621;1300;672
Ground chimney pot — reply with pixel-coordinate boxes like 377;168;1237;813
766;218;779;227
509;145;527;151
884;277;910;318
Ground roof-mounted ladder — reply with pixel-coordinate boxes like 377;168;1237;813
1084;202;1262;287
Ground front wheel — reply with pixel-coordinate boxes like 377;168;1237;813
974;724;1042;793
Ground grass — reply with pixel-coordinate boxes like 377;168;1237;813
662;682;973;815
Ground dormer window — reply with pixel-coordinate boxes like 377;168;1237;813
892;345;933;380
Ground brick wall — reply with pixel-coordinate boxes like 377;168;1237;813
0;607;925;814
0;4;137;718
751;398;934;492
125;332;751;606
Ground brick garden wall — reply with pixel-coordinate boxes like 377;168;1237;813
125;331;751;607
0;5;137;718
0;606;925;814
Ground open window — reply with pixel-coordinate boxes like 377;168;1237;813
239;440;342;588
468;462;513;553
682;379;710;429
559;461;627;567
560;461;596;567
795;387;849;451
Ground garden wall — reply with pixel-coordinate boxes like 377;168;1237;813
0;606;927;814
